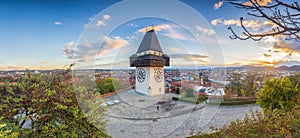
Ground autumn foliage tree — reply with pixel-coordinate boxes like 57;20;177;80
0;66;109;137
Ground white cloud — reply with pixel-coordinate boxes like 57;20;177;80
170;54;209;59
138;24;172;33
211;19;220;26
169;47;181;52
61;41;75;59
196;25;215;35
211;18;239;26
96;14;111;27
96;36;129;56
214;1;223;9
65;36;129;62
97;20;106;26
54;21;62;25
127;23;138;27
103;14;111;20
138;24;190;40
211;18;276;30
169;54;210;65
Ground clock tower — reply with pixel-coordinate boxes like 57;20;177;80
130;29;170;96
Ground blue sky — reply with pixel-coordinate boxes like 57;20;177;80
0;0;299;70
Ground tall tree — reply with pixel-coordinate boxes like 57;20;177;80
228;0;300;41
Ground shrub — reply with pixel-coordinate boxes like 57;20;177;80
185;88;195;97
175;88;180;94
189;107;300;138
197;95;207;103
257;77;300;111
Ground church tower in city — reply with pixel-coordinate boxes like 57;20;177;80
130;29;170;96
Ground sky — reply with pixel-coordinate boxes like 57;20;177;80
0;0;299;70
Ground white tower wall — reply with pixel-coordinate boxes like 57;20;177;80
136;67;164;96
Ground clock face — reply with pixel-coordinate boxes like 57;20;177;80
154;68;163;82
136;68;146;83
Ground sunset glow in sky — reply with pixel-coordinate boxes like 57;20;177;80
1;0;299;70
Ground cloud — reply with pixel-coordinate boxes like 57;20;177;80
211;18;241;26
250;59;278;66
225;62;243;66
242;39;300;67
127;23;138;27
0;66;25;70
211;18;276;30
61;41;75;59
138;24;171;33
264;36;300;56
273;41;300;56
103;14;111;20
138;24;190;40
228;58;280;67
169;53;209;63
54;21;62;25
263;53;271;57
214;1;223;9
97;20;106;26
168;54;210;66
96;14;111;26
170;54;209;59
169;47;181;52
196;25;215;35
94;60;129;68
96;36;129;56
40;61;49;64
71;36;129;62
243;0;272;6
169;53;209;65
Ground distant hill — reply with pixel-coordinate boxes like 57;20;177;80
225;65;300;71
276;65;300;71
276;65;290;70
288;65;300;70
226;65;272;70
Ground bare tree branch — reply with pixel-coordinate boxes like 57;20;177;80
228;0;300;41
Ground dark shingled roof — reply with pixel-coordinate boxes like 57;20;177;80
136;29;163;53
